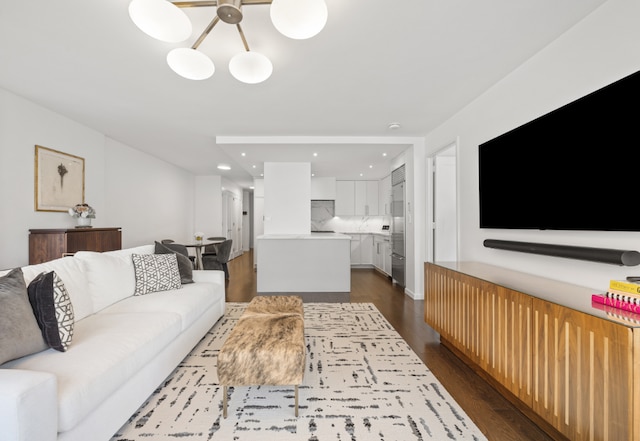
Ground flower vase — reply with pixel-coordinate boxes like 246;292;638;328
76;217;92;228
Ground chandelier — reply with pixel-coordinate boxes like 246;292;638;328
129;0;328;84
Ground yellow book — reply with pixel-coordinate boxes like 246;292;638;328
609;280;640;295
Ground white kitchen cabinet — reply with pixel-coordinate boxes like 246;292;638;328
311;177;336;200
350;233;374;266
338;180;379;216
360;234;373;264
336;181;355;215
379;174;392;215
350;235;361;263
355;181;379;215
373;234;391;275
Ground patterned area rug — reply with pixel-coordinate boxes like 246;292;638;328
111;303;487;441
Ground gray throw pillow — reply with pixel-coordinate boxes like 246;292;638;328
0;268;47;364
154;241;194;284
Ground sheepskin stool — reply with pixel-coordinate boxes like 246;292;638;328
217;295;305;417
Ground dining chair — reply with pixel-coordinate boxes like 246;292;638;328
202;237;227;257
202;239;232;279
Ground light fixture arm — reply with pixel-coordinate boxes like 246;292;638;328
192;15;220;49
236;23;250;51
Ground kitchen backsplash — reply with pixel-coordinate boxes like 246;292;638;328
311;215;390;233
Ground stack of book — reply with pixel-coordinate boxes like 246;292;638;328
591;301;640;326
591;279;640;313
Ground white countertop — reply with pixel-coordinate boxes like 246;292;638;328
342;231;391;237
258;233;351;240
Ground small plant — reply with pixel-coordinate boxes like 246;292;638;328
68;203;96;219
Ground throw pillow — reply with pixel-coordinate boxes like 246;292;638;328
0;268;47;364
132;253;181;296
154;241;194;284
27;271;75;352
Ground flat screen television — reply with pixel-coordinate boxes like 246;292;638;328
478;69;640;231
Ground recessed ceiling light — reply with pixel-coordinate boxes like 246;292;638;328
359;173;364;177
369;165;373;169
311;173;315;177
252;165;256;168
382;152;387;157
217;164;231;170
313;152;318;157
388;122;401;130
241;152;246;157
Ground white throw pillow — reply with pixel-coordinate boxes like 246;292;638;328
74;251;138;313
21;257;93;322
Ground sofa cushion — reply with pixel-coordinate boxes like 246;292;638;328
73;245;156;314
0;268;47;364
27;271;75;352
132;254;182;295
21;257;93;321
74;251;137;313
102;282;221;331
154;241;194;284
2;310;182;432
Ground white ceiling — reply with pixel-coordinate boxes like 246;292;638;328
0;0;607;188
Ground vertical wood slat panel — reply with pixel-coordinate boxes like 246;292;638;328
424;263;532;403
424;263;638;441
531;299;633;441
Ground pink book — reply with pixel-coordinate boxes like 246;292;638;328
592;294;640;314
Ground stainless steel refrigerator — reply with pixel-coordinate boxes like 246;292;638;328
391;167;405;287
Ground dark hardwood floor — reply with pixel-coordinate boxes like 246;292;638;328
225;250;553;441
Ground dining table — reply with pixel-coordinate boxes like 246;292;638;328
184;240;224;270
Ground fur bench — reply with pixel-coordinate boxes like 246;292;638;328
217;296;305;417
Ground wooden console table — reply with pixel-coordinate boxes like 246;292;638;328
29;228;122;264
425;261;639;441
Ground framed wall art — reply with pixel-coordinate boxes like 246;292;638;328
34;145;85;212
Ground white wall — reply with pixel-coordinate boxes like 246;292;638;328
104;138;194;247
194;175;223;239
0;88;197;268
0;88;105;269
263;162;311;235
424;0;640;291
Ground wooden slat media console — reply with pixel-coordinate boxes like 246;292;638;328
425;262;639;441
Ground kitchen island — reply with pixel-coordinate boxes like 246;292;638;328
257;233;351;293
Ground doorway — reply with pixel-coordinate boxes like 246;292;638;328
426;142;458;262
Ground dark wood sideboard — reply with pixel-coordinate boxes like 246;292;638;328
29;228;122;264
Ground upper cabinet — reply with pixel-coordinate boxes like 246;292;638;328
379;174;392;216
310;177;336;200
336;180;379;216
335;181;356;215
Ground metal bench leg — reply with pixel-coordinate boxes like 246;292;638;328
295;385;299;417
223;386;228;418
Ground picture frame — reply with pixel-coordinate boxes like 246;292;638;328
34;145;85;212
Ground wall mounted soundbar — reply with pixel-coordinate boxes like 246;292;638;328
483;239;640;266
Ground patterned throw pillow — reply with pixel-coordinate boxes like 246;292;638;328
132;253;182;296
27;271;75;352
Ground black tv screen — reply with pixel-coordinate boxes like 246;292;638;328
479;69;640;231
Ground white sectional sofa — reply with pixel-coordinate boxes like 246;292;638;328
0;244;226;441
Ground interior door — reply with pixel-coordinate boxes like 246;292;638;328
428;143;458;262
